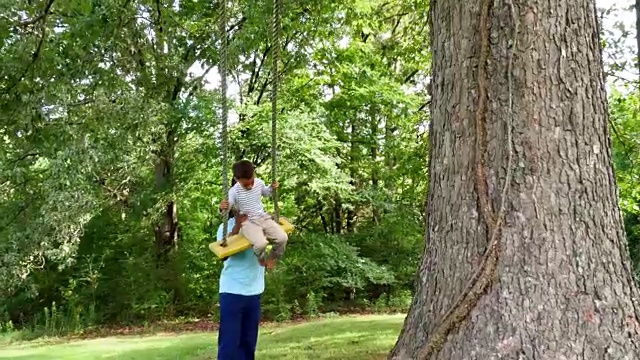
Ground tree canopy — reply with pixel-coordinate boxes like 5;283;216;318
1;0;640;343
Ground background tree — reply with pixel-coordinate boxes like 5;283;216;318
0;0;428;328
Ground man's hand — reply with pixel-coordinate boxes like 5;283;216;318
219;200;229;210
260;258;277;270
271;181;279;190
230;213;248;235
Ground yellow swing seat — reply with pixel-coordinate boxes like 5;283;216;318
209;217;295;259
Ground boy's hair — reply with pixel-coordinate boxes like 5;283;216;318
232;160;255;180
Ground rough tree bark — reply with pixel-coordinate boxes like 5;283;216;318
390;0;640;359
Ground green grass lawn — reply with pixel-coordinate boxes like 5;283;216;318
0;314;404;360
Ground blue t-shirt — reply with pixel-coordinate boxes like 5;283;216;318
217;218;265;296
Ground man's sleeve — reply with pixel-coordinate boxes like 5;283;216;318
216;225;224;242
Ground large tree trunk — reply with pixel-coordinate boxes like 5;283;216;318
390;0;640;359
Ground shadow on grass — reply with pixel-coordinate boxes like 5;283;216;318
0;315;404;360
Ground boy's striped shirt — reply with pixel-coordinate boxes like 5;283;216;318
228;178;272;220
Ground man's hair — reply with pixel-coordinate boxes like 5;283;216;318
232;160;255;180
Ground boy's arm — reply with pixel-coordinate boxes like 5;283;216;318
229;188;236;207
219;187;237;214
261;179;273;197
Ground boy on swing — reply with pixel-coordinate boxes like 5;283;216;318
219;160;288;268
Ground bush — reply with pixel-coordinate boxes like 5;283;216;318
261;232;397;320
1;230;413;333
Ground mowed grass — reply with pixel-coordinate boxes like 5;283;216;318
0;314;404;360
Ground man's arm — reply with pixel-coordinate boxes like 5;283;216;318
230;214;247;235
217;218;239;242
216;224;225;242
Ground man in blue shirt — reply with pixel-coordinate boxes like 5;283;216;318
217;210;265;360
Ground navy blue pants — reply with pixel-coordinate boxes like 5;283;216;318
218;293;261;360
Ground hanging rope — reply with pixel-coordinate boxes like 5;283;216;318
270;0;282;222
219;0;230;246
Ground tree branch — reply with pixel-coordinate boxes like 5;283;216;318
403;69;419;84
5;1;54;93
248;45;271;95
6;151;39;166
609;118;637;167
227;16;247;34
17;0;55;27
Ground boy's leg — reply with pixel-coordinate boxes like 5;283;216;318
218;293;243;360
261;219;288;260
240;221;269;260
239;294;261;360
